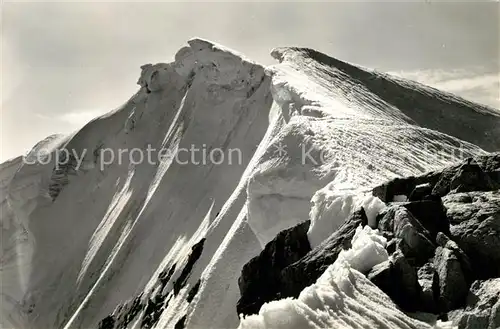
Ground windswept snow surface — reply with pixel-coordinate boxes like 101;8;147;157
1;39;499;329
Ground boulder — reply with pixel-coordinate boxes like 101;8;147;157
433;156;500;196
458;278;500;329
393;207;436;264
443;191;500;225
237;220;311;316
377;201;449;243
378;206;436;266
433;246;468;312
367;250;423;312
444;191;500;279
417;263;439;314
435;232;473;283
401;200;450;239
280;209;367;298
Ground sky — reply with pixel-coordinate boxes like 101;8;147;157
1;1;499;162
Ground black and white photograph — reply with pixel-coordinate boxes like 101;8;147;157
1;1;499;329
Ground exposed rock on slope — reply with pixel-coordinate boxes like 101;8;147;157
238;227;439;329
373;154;500;202
445;191;500;279
237;220;311;316
280;208;368;298
457;278;500;329
239;153;499;325
2;38;500;329
368;249;423;312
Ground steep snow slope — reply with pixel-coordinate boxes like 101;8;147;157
1;134;68;329
1;39;499;329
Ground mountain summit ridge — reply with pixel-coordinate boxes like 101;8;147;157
1;38;498;329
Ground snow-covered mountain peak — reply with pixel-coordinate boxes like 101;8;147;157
1;39;499;329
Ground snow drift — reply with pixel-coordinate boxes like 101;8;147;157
1;38;499;329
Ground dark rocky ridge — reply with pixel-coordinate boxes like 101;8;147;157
237;220;312;316
173;238;205;295
237;154;499;326
96;238;206;329
373;154;500;202
280;208;368;298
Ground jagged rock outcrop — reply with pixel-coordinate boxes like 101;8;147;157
97;315;115;329
458;278;500;329
173;239;205;295
391;207;436;265
444;191;500;279
373;154;500;202
433;245;468;313
237;220;311;316
433;156;500;196
112;295;144;329
369;154;499;316
175;315;187;329
367;249;423;312
378;200;449;241
373;172;441;203
280;208;368;298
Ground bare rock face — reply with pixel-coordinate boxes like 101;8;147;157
173;238;205;295
367;250;423;312
235;153;499;324
280;208;368;298
369;153;500;320
372;154;500;202
97;315;115;329
237;220;311;317
433;246;468;313
392;207;436;266
444;191;500;279
433;157;499;196
458;278;500;329
377;203;445;266
417;263;439;314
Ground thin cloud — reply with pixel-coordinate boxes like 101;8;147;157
390;68;500;108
